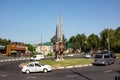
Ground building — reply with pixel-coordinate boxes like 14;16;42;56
36;42;53;55
6;42;27;56
0;45;6;55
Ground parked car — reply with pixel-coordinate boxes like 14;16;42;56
22;62;52;74
93;53;115;66
30;54;44;61
67;54;74;57
83;53;91;58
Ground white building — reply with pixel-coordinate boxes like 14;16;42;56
36;42;53;55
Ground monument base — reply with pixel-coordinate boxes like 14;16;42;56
54;58;64;61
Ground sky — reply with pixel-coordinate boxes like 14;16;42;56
0;0;120;44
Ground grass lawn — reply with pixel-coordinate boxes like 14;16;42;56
20;58;94;68
115;53;120;58
40;58;94;68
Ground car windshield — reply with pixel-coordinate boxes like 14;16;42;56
104;55;110;58
95;55;102;58
33;55;37;58
39;63;45;66
36;62;45;66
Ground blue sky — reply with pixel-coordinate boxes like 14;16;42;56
0;0;120;44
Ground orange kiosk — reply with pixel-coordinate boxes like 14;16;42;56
6;42;26;56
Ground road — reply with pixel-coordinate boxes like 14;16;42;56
0;59;120;80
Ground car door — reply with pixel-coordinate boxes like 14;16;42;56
35;63;43;72
28;63;36;72
105;54;112;64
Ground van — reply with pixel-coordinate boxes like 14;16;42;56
30;55;44;61
93;53;115;66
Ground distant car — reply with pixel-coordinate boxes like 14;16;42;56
67;54;74;57
93;53;115;66
30;55;44;61
83;53;91;58
22;62;52;74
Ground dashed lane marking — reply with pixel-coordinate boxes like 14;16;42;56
0;74;7;77
27;76;37;79
66;75;78;78
104;70;112;73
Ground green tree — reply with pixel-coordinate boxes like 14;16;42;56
51;36;56;43
69;33;87;52
69;36;77;52
115;27;120;40
51;35;67;43
79;34;87;52
113;27;120;52
27;44;36;52
100;28;116;51
88;33;99;51
0;38;11;46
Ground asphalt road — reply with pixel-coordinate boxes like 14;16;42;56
0;60;120;80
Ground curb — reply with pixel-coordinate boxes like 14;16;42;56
0;57;30;62
53;64;92;70
19;63;92;70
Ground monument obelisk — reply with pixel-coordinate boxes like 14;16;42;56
54;24;59;59
59;14;64;61
54;14;64;61
60;14;63;42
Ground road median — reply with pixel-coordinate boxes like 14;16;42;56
19;58;93;69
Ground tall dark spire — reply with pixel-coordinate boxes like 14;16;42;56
55;24;59;42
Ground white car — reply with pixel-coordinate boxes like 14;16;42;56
83;53;91;58
67;54;74;57
30;55;44;61
22;62;52;74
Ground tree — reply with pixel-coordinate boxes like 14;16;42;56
27;44;36;52
51;35;67;43
69;33;87;52
115;27;120;40
79;34;87;52
69;36;77;53
113;27;120;52
0;38;11;46
88;33;99;51
51;36;56;44
100;28;116;51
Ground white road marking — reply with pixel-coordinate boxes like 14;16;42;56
104;70;112;73
1;74;7;77
27;76;37;79
66;75;78;78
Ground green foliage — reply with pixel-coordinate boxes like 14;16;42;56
0;38;11;46
67;27;120;53
26;44;36;52
47;52;54;56
69;34;88;52
88;33;99;50
51;34;67;43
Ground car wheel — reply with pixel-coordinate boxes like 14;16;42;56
26;70;30;74
43;69;48;73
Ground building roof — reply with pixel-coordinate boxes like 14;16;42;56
43;42;53;46
0;46;6;50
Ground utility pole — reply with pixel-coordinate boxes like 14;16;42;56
107;29;110;53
